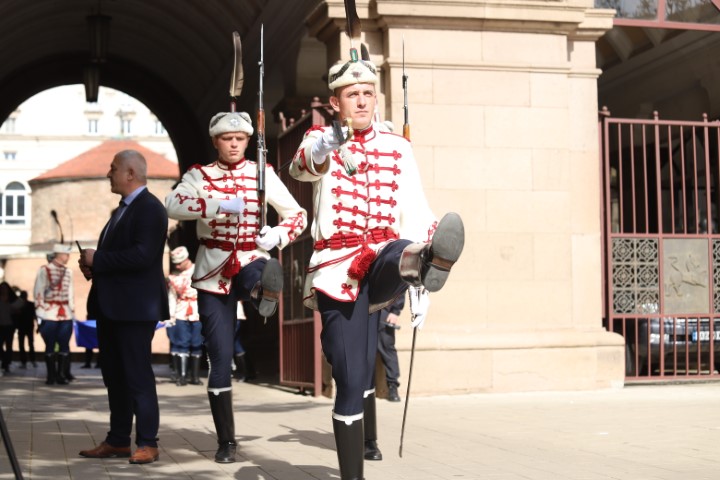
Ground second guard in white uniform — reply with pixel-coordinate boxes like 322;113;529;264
34;243;75;385
167;246;202;386
165;111;306;463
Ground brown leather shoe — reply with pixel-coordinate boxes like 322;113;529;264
129;446;159;464
79;442;131;458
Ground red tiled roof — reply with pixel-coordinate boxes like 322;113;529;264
32;139;179;181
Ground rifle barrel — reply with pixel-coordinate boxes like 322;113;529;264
402;37;410;141
256;24;267;229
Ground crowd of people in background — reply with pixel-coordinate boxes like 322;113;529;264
0;282;36;376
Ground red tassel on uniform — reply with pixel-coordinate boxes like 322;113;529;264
347;245;376;281
222;254;242;278
186;305;193;317
57;304;66;318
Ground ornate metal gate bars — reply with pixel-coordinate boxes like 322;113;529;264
601;109;720;379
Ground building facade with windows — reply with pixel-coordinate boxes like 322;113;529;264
0;84;177;256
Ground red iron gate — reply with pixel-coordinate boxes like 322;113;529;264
601;108;720;379
276;99;334;395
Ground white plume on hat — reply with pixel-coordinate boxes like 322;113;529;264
53;243;71;254
328;59;378;91
170;246;190;264
208;112;254;137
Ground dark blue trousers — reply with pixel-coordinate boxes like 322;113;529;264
172;320;203;355
96;318;159;448
318;239;410;416
38;319;72;354
198;258;266;391
376;310;401;387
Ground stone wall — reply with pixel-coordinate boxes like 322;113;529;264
29;178;177;246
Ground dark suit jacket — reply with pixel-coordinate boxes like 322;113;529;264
87;188;170;322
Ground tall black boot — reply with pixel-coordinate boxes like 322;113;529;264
244;354;257;380
363;393;382;461
62;353;75;381
81;349;92;368
174;355;187;386
169;353;177;382
233;354;246;382
44;353;56;385
400;212;465;292
55;353;69;385
207;391;237;463
333;416;364;480
188;355;203;385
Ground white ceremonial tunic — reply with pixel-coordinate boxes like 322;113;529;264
290;123;437;310
165;158;306;294
34;261;74;321
168;264;199;321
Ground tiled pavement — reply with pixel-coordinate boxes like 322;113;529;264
2;363;720;479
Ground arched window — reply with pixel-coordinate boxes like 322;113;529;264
0;182;28;225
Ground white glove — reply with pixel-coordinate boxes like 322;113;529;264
408;286;430;329
255;225;283;251
311;127;347;164
163;318;176;328
219;197;245;214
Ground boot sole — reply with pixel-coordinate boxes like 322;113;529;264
424;212;465;292
215;457;236;463
259;258;283;317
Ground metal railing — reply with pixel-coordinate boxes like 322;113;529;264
275;98;333;395
600;108;720;379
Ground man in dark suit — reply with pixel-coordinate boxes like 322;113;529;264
77;149;169;465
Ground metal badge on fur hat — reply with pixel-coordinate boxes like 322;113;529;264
328;58;378;90
208;111;254;137
53;243;72;254
170;246;189;264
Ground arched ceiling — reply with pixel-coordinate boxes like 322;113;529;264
0;0;324;170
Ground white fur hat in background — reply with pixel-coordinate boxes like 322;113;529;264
208;111;254;137
53;243;72;254
171;246;190;264
328;59;378;91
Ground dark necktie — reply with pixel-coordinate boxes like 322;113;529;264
102;200;126;244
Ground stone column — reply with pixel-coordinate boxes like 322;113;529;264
307;0;624;393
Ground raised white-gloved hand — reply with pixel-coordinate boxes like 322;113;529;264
219;197;245;214
408;286;430;329
255;225;283;251
311;127;347;164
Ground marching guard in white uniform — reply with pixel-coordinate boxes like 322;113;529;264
290;56;465;479
165;111;306;463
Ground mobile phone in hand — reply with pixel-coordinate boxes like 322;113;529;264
76;241;91;280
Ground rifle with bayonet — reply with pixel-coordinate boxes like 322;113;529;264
399;39;419;459
402;37;410;141
256;24;267;230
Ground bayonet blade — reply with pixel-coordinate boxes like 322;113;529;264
229;31;244;98
402;36;410;140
